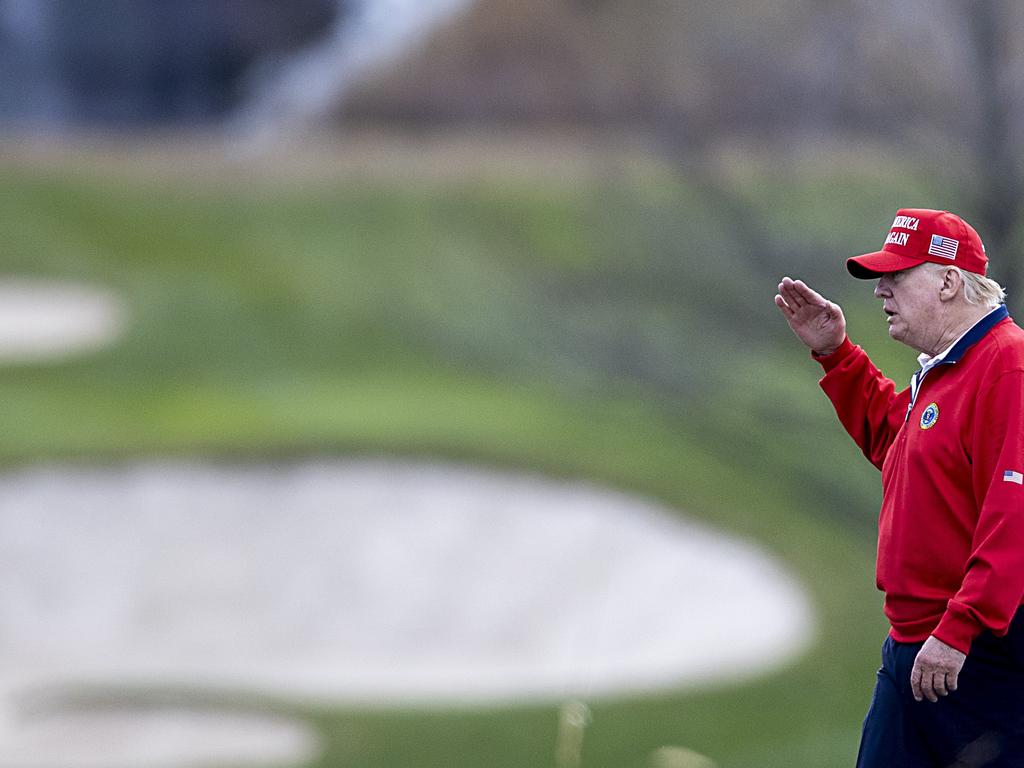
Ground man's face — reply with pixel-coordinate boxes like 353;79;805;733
874;263;945;354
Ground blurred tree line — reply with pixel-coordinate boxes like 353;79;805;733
3;0;1022;308
343;0;1024;310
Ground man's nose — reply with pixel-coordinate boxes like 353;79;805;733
874;278;891;298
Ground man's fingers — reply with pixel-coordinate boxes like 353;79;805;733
779;278;805;309
932;671;949;698
779;278;831;317
947;670;958;692
920;671;938;703
774;294;795;317
792;279;827;307
911;664;946;703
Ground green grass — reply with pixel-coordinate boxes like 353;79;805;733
0;143;952;767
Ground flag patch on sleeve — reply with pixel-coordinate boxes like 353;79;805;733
1003;470;1023;485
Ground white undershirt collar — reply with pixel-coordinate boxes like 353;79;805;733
907;305;1005;416
915;305;1004;373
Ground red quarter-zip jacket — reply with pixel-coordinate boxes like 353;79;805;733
815;306;1024;653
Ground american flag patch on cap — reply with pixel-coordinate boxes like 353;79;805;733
928;234;959;260
1003;470;1023;485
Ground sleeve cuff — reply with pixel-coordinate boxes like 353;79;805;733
932;609;982;655
811;336;856;372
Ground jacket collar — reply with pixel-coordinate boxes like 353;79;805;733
939;304;1008;365
906;304;1008;420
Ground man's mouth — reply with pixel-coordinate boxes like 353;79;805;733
884;308;897;323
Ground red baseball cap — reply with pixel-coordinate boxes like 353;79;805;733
847;208;987;278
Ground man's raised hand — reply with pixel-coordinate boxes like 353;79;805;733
775;277;847;356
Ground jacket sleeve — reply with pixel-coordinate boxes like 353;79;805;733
933;368;1024;653
814;337;908;471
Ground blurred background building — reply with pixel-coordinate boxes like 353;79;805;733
0;0;339;126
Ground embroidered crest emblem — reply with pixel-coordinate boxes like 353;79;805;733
920;402;939;430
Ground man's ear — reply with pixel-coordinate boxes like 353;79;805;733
938;267;962;302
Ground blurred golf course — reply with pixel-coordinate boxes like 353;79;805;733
0;135;967;767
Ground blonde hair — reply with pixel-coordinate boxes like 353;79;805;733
927;263;1006;308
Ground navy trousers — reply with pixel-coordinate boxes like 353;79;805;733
857;611;1024;768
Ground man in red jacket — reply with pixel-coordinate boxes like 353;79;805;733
775;208;1024;767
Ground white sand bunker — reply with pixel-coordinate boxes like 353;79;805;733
0;706;319;768
0;460;814;700
0;459;814;765
0;278;126;361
